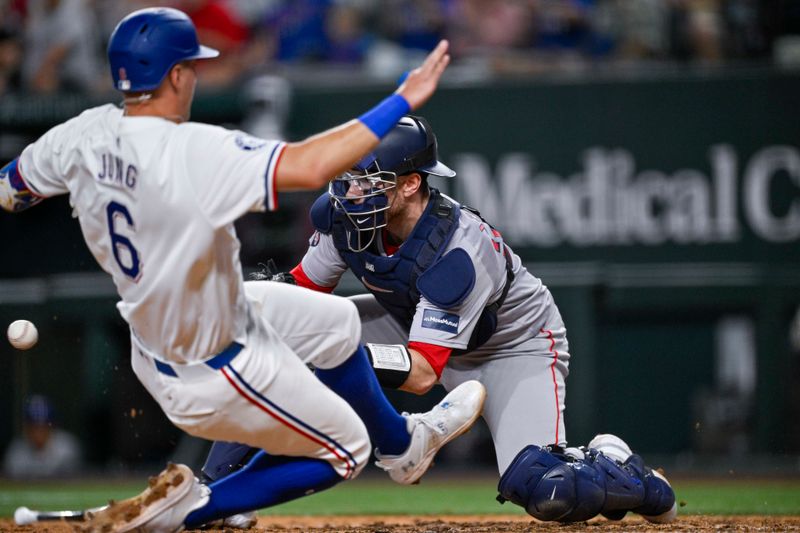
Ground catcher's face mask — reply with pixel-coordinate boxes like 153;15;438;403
329;165;397;252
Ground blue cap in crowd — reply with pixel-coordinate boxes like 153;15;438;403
24;395;54;425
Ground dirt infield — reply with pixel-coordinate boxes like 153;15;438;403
3;514;800;532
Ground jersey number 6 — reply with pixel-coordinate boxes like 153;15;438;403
106;201;141;280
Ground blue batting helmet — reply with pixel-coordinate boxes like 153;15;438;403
107;7;219;92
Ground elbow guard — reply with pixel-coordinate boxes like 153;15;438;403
0;159;43;212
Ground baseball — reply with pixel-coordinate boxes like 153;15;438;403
7;320;38;350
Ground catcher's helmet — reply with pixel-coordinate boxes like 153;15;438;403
329;115;455;252
107;8;219;92
354;115;456;178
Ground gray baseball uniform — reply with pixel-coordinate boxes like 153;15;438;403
299;198;570;473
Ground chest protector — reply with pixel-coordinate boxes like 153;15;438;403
311;189;513;352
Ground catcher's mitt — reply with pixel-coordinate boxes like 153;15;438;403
250;259;296;284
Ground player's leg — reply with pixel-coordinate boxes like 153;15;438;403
439;300;569;474
246;282;487;485
244;281;412;455
197;283;485;495
347;293;488;484
158;323;370;474
179;324;374;527
350;293;408;345
200;441;257;483
195;287;411;493
354;292;567;462
193;285;404;500
461;303;676;523
85;322;372;532
441;352;567;471
185;453;343;528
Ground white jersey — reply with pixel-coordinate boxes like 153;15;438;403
18;104;285;363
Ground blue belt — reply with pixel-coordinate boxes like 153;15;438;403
153;342;244;377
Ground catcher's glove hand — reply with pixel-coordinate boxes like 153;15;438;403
251;259;296;284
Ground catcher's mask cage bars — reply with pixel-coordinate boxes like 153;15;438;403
329;115;447;253
329;167;397;252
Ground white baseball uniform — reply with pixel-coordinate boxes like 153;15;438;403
298;202;570;474
16;104;370;478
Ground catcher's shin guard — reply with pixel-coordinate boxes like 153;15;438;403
496;445;605;522
587;433;676;523
624;454;677;522
497;445;672;523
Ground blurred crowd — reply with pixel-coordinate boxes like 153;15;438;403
0;0;799;95
3;395;81;479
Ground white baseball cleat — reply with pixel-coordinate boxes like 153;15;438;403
201;511;258;530
587;433;633;463
223;511;258;529
375;380;487;485
79;463;210;533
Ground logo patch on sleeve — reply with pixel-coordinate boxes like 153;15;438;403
422;309;460;334
235;134;267;151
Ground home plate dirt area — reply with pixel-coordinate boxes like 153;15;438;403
2;514;800;532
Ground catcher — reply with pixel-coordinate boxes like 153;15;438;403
205;115;677;524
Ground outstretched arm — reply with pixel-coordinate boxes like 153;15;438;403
275;40;450;191
0;159;45;213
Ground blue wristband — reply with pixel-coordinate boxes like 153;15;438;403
358;93;411;138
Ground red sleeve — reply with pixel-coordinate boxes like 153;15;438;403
408;341;452;379
290;263;336;293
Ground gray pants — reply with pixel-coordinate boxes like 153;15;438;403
350;294;570;474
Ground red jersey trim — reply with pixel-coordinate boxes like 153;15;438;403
290;263;336;293
267;143;286;211
541;328;561;445
408;341;452;379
